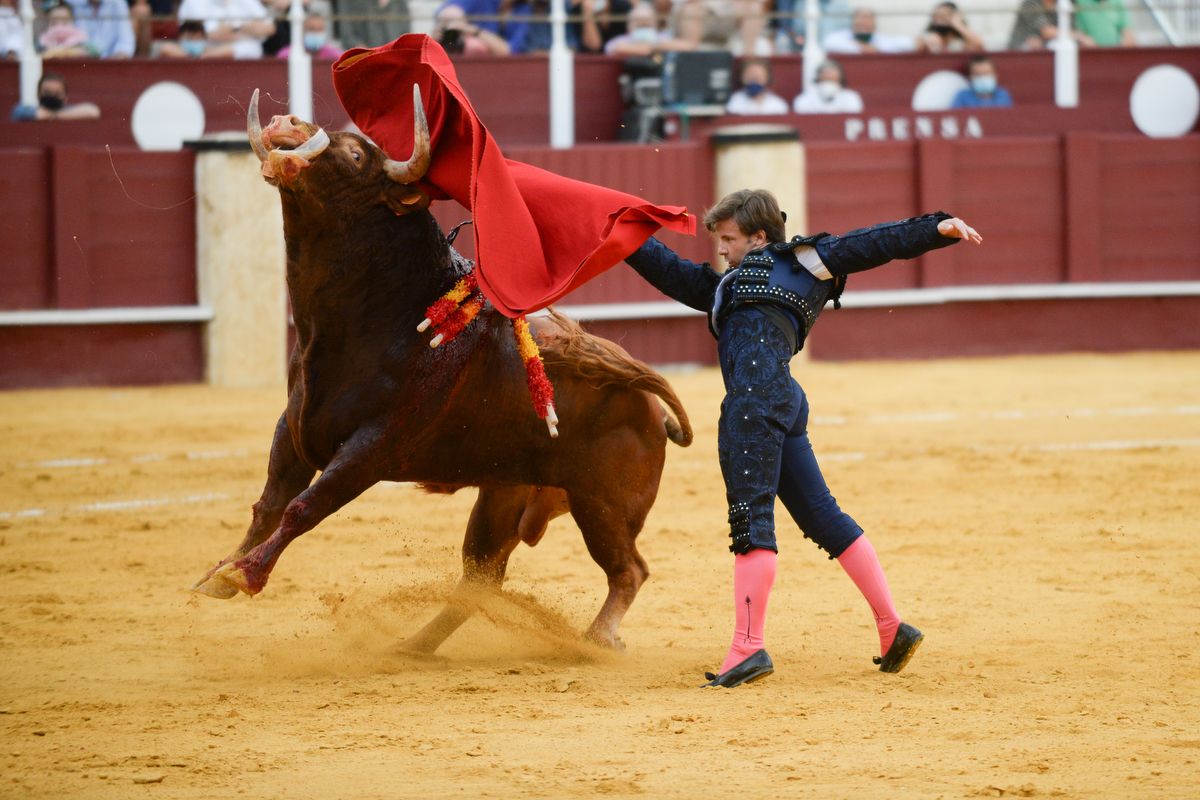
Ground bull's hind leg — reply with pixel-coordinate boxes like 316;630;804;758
401;485;568;654
570;479;659;650
193;413;316;598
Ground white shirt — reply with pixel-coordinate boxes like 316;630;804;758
176;0;271;58
823;28;914;54
793;86;864;114
0;8;23;58
603;30;673;56
725;89;789;116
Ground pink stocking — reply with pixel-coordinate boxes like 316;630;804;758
719;548;777;674
837;535;901;656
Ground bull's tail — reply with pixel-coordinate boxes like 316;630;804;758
537;310;693;447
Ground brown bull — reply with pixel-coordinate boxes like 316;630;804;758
192;87;692;652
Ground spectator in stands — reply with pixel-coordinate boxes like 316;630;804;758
792;58;863;113
674;0;770;56
260;0;332;57
130;0;179;57
774;0;853;52
1;0;23;60
261;0;292;56
157;18;214;56
276;8;342;57
574;0;633;53
1009;0;1094;49
509;0;558;53
915;1;982;53
335;0;408;49
66;0;135;57
39;2;95;58
605;0;691;55
175;0;275;59
1075;0;1136;46
432;2;511;54
435;0;527;51
726;58;788;114
823;6;913;54
10;71;100;120
950;55;1013;108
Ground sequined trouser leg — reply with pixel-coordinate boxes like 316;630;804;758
717;306;862;556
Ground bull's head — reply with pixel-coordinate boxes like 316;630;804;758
247;85;432;214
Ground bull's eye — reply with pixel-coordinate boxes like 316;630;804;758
351;150;361;162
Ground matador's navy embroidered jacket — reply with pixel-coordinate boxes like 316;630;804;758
626;211;956;352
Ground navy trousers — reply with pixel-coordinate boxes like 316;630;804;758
717;306;863;557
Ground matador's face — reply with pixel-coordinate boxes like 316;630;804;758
712;217;768;271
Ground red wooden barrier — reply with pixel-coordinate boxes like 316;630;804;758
807;296;1200;361
0;147;199;388
0;323;203;388
0;149;52;310
807;142;919;290
2;131;1198;387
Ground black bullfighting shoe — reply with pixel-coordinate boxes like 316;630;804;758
700;649;774;688
873;622;924;673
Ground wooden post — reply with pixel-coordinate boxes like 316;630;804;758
712;124;807;244
191;140;287;388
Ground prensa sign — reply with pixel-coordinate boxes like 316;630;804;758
844;115;984;142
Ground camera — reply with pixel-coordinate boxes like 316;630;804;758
440;27;464;54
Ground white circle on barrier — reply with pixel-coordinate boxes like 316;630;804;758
1130;65;1200;138
912;70;969;112
131;82;206;151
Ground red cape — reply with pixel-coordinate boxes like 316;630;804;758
332;34;695;317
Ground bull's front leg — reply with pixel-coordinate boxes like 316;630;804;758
194;426;384;598
194;413;316;598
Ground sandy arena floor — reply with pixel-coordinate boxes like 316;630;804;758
1;351;1198;799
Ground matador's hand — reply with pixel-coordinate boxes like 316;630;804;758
937;217;983;244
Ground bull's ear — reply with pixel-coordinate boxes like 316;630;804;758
383;183;430;215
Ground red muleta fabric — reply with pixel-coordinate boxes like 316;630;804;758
332;34;695;318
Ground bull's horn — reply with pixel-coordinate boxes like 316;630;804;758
289;127;330;160
383;84;431;185
247;89;270;163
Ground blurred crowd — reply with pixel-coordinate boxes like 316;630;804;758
2;0;1152;123
0;0;1146;62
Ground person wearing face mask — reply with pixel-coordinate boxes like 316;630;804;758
276;11;343;58
604;0;692;55
10;72;100;121
174;0;275;59
792;59;863;114
725;59;788;115
823;6;913;55
950;55;1013;108
157;18;234;56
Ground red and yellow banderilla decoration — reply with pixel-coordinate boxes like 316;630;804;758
418;269;559;437
512;315;559;437
416;272;483;346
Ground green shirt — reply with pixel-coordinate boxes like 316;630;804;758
1074;0;1130;46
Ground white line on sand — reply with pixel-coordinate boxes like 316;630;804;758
2;492;231;520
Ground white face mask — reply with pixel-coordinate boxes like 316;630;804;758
630;27;658;44
817;80;840;101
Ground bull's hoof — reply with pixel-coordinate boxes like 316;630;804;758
584;628;626;652
191;573;240;599
191;562;263;598
393;638;448;659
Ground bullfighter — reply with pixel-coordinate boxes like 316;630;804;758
624;189;982;687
